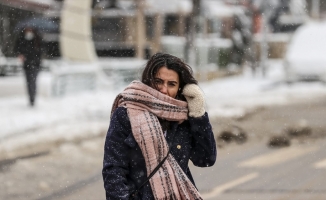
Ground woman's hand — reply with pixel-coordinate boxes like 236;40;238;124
182;84;205;118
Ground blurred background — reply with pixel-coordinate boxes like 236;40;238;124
1;0;326;199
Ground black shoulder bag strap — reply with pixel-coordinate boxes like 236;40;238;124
129;148;170;199
129;132;175;199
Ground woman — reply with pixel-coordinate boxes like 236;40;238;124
103;53;216;200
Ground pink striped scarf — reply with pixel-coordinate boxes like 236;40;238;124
111;81;203;200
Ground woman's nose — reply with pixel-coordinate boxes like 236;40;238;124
160;84;168;94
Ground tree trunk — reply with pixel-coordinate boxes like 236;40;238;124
135;0;146;59
185;0;200;66
152;13;163;55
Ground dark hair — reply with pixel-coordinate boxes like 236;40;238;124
141;53;197;100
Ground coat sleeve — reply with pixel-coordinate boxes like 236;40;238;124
188;112;217;167
102;107;134;200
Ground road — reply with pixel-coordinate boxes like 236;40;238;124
194;140;326;200
1;95;326;200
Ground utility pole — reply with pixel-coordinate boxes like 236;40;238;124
152;13;163;54
185;0;200;67
135;0;146;59
260;0;268;77
311;0;320;19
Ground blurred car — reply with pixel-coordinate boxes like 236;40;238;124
284;21;326;83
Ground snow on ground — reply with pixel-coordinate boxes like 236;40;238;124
0;59;326;153
202;59;326;118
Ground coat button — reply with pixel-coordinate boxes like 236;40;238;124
177;145;181;149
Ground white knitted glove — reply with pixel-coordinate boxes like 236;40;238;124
182;84;205;118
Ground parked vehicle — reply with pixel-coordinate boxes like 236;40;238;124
284;21;326;83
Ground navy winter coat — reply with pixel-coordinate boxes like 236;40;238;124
102;107;216;200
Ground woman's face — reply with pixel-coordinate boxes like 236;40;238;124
154;66;180;98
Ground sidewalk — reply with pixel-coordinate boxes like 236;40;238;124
0;83;116;160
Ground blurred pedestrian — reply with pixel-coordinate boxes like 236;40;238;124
14;27;42;106
102;53;217;199
230;15;246;66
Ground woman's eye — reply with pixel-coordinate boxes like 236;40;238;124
168;82;178;86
